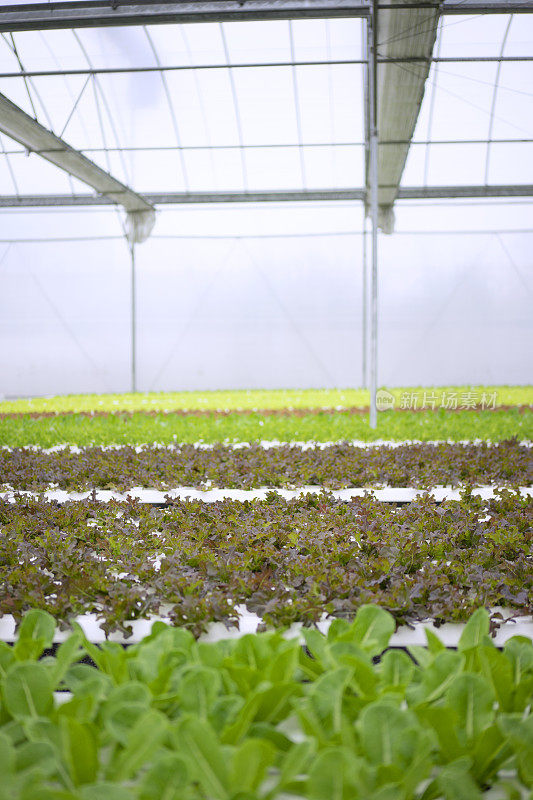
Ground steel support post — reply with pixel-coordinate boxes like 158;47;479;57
130;241;137;393
368;0;379;428
362;218;368;388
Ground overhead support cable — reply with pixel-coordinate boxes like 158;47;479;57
181;26;218;189
326;21;338;175
37;30;96;174
72;29;137;246
494;231;533;299
376;2;517;52
0;91;155;241
376;0;507;52
394;59;532;137
288;21;307;188
147;240;241;391
31;266;113;391
2;229;532;245
59;75;91;138
219;23;248;191
376;4;444;49
241;239;338;385
416;61;533;98
423;16;442;185
72;30;132;186
91;74;133;187
1;33;38;121
3;138;533;157
90;73;113;173
0;132;19;195
485;15;513;184
2;31;77;196
144;27;190;192
0;242;13;273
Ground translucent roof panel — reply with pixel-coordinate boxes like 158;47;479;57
404;13;533;187
491;61;533;139
413;62;499;141
142;19;363;66
402;142;487;186
487;142;533;184
504;14;533;56
438;14;515;58
0;150;93;194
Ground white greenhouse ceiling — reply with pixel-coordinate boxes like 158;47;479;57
0;19;365;195
0;8;531;212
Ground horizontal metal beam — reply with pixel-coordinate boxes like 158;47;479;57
4;139;533;158
0;190;366;206
0;60;364;80
398;185;533;199
2;0;531;33
383;0;533;7
382;56;533;63
1;185;532;208
0;0;370;33
440;0;533;11
3;54;533;81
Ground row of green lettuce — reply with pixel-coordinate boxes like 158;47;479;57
2;385;531;414
0;605;532;799
1;408;531;447
0;491;530;634
0;441;530;491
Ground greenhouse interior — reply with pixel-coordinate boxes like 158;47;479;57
0;1;532;797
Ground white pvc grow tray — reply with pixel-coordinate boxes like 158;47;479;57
4;440;532;453
0;605;531;648
1;486;531;504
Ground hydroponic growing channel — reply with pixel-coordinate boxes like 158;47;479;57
0;387;531;797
